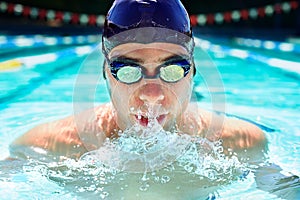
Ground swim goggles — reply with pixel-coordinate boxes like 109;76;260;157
106;56;192;84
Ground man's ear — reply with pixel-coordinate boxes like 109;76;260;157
192;58;196;76
103;60;107;80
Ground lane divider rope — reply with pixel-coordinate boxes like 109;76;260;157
190;1;298;26
194;37;300;75
233;37;300;54
0;44;97;71
0;34;101;49
0;1;298;27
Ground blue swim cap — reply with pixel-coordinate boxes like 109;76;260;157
102;0;194;55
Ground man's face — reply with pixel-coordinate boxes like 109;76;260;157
105;43;194;131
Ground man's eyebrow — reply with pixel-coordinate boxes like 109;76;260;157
110;54;190;64
110;56;144;64
159;54;190;63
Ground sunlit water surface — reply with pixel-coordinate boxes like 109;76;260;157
0;37;299;199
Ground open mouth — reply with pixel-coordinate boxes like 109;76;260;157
135;114;166;127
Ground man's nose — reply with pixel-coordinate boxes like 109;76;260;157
138;83;165;104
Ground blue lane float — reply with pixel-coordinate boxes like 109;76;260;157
0;43;97;71
195;37;300;76
0;34;101;49
233;37;300;54
0;43;99;105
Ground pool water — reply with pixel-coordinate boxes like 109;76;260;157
0;34;299;199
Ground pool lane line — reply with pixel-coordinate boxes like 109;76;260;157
194;37;300;76
0;59;82;107
0;44;97;72
214;111;276;133
194;37;277;133
0;34;101;49
233;37;300;54
0;44;98;105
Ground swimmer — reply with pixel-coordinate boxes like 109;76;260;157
9;0;266;161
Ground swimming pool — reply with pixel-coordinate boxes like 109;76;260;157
0;33;299;199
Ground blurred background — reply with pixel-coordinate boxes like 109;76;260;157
0;0;299;39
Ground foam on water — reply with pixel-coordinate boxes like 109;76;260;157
20;118;250;199
78;114;249;177
17;104;250;198
80;120;192;173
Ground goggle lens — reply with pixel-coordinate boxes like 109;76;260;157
117;66;142;83
160;64;185;83
109;59;191;84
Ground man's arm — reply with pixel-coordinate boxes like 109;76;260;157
196;108;267;159
9;115;88;161
9;104;115;161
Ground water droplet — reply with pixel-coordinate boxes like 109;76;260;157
100;191;109;199
141;172;149;181
160;175;170;184
77;186;85;193
206;170;216;180
207;193;216;200
139;182;150;191
153;176;160;183
184;164;193;173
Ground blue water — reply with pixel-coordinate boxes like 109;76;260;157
0;34;299;199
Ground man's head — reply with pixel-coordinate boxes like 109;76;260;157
102;0;195;131
102;0;194;55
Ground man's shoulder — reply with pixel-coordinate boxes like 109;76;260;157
93;103;117;136
94;103;113;114
93;103;115;122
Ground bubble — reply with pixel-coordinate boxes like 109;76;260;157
207;193;217;200
160;175;170;184
139;182;150;191
99;191;110;199
183;164;194;173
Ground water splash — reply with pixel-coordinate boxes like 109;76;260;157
77;118;249;181
177;138;248;182
21;120;250;198
80;119;191;172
